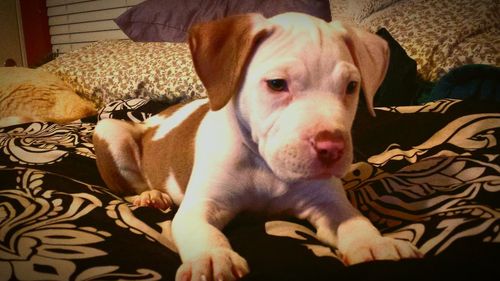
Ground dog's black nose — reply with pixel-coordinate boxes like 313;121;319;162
311;130;344;166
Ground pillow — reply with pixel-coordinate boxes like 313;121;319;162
353;0;499;81
0;67;96;125
40;40;206;108
115;0;332;42
347;0;401;22
330;0;400;23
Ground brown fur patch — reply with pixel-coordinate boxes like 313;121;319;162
141;103;210;193
189;14;272;110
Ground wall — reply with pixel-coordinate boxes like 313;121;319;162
47;0;144;54
0;0;26;67
19;0;52;67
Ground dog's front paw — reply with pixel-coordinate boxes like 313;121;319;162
131;190;173;210
341;237;422;265
176;248;249;281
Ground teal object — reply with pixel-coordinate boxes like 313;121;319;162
418;64;500;104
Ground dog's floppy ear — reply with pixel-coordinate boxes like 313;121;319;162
188;14;272;111
341;23;389;116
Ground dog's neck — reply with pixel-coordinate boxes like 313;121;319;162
235;109;261;157
222;100;261;158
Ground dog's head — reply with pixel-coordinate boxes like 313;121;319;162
189;13;389;182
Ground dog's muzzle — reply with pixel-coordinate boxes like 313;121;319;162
310;130;345;167
268;128;350;182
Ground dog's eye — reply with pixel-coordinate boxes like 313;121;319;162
267;79;288;92
346;81;358;95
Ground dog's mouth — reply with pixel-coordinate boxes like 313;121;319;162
272;165;345;183
312;167;343;179
306;162;348;180
270;150;350;183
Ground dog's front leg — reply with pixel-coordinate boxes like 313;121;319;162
172;201;249;281
303;180;422;265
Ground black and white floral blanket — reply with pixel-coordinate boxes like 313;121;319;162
1;98;499;281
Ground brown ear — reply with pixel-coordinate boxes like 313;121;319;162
188;14;272;111
343;24;389;116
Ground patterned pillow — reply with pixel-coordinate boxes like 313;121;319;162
330;0;401;23
341;0;499;81
40;40;206;108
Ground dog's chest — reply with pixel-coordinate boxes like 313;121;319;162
222;162;316;215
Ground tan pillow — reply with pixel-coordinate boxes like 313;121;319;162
40;40;207;108
330;0;401;23
349;0;499;81
0;67;97;124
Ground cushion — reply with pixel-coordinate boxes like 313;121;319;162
330;0;400;23
40;40;206;108
0;67;96;124
342;0;499;81
115;0;332;42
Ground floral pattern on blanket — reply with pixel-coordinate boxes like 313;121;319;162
0;98;499;280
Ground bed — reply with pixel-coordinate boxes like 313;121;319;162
1;0;499;280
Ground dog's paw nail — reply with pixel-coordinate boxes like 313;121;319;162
234;269;245;278
201;275;208;281
341;256;349;265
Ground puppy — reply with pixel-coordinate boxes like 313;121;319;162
94;13;421;281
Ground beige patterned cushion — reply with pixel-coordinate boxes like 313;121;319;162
331;0;499;81
330;0;401;23
40;40;206;108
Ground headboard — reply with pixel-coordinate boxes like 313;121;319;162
47;0;144;54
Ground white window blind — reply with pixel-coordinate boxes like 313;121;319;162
46;0;144;54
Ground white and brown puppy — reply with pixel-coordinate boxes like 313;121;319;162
94;12;421;281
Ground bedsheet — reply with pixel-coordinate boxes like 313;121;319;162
1;98;499;280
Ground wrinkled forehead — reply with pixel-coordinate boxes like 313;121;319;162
252;13;355;71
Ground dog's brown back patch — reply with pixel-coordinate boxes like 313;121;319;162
141;103;209;193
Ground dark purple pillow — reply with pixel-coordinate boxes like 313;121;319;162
115;0;332;42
